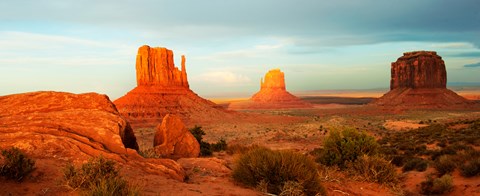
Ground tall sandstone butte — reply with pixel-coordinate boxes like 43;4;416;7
114;45;229;127
136;45;189;87
229;69;312;109
373;51;472;108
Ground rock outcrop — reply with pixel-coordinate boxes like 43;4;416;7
373;51;473;109
153;114;200;159
229;69;312;109
114;45;232;127
0;91;185;181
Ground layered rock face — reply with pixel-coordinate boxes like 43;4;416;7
0;91;185;181
229;69;312;109
153;114;200;159
390;51;446;89
373;51;472;109
114;45;230;127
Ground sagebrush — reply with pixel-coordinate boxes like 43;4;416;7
63;156;140;195
317;128;379;168
232;147;326;196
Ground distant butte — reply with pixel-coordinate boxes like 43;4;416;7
229;69;312;109
114;45;230;127
372;51;473;109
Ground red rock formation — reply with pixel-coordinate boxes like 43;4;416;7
390;51;446;89
0;91;185;181
114;45;231;127
373;51;473;109
229;69;312;109
136;45;189;87
153;114;200;159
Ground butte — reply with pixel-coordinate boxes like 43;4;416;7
114;45;229;127
229;69;312;109
372;51;474;109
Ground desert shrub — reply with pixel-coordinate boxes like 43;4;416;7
63;156;140;195
0;147;35;181
189;125;206;142
232;147;326;196
402;158;428;172
420;174;453;195
349;155;397;184
189;126;227;156
459;157;480;177
279;181;305;196
317;128;379;168
434;155;456;176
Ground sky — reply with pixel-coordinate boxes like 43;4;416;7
1;0;479;99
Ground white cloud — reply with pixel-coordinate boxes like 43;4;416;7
429;42;475;49
192;71;251;84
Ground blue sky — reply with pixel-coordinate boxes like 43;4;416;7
1;0;479;99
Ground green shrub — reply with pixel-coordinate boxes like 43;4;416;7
349;155;398;184
189;126;227;156
0;147;35;181
420;174;453;195
211;139;227;152
232;147;326;196
189;125;206;142
318;128;379;168
402;158;428;172
434;155;456;176
63;156;140;195
459;157;480;177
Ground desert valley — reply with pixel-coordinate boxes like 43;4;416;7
1;44;480;196
1;1;480;196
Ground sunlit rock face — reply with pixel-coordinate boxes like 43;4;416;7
373;51;473;109
114;45;229;127
229;69;312;109
136;45;189;87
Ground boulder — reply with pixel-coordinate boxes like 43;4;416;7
153;114;200;159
